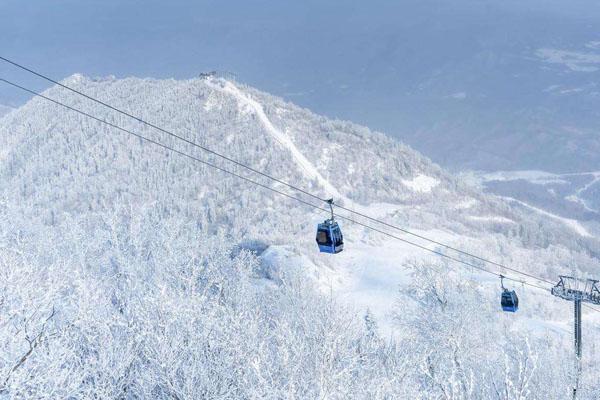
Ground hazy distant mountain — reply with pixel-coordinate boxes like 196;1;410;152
296;1;600;174
3;0;600;174
462;169;600;240
2;74;599;310
2;75;596;262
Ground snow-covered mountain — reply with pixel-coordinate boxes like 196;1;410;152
1;76;599;397
388;32;600;173
462;170;600;239
304;1;600;175
4;0;600;177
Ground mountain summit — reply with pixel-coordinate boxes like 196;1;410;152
1;75;598;311
1;75;599;397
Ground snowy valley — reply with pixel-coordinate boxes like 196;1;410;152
464;170;600;240
1;76;600;398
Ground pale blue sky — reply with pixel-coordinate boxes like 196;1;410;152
2;0;600;171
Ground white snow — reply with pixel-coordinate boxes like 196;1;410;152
401;174;439;193
260;245;324;284
449;92;467;99
302;220;482;336
504;197;592;237
202;93;221;112
536;48;600;72
476;170;569;185
2;74;600;397
206;79;342;199
454;198;478;210
327;238;414;335
585;40;600;50
467;215;515;224
574;171;600;195
565;172;600;213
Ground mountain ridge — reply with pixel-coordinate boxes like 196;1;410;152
1;75;598;267
2;74;600;397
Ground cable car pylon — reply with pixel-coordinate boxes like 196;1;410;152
551;276;600;399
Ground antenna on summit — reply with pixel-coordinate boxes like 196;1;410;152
199;71;217;79
198;70;237;81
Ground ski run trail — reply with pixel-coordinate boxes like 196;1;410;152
206;78;343;200
205;78;442;221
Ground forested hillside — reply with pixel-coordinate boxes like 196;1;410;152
1;76;599;398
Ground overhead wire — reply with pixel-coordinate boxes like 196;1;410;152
0;76;555;294
0;56;555;286
2;68;600;314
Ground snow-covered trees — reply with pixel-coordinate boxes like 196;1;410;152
0;212;396;398
1;75;600;398
0;213;592;398
393;260;583;399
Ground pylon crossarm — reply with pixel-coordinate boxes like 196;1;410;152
551;276;600;306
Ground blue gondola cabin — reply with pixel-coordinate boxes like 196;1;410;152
316;220;344;254
501;289;518;312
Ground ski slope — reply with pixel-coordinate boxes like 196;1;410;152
401;174;439;193
206;78;342;199
2;74;600;397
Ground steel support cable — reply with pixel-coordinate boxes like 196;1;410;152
0;56;322;202
1;77;559;296
0;56;556;287
8;77;600;315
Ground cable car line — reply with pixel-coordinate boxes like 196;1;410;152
6;76;600;316
0;56;554;287
0;77;559;296
0;56;324;203
6;74;600;317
